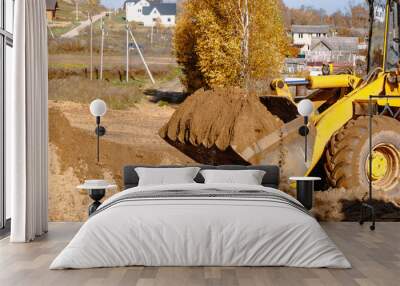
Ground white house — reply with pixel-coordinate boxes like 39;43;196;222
125;0;150;23
142;3;176;27
125;0;176;27
292;25;335;55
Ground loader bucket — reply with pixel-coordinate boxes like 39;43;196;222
159;88;316;181
234;116;316;180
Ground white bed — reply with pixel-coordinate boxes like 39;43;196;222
50;183;351;269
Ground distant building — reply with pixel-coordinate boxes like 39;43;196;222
46;0;58;22
125;0;176;27
350;27;369;37
291;25;335;55
306;37;359;65
284;58;306;74
125;0;149;23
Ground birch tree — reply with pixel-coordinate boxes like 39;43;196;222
174;0;289;93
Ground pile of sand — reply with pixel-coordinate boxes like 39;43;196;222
159;88;284;163
313;187;400;221
48;102;193;221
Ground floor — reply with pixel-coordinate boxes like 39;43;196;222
0;222;399;286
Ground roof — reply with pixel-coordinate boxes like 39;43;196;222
124;0;163;6
143;3;176;16
124;0;139;10
291;25;332;34
124;0;140;4
46;0;58;11
351;27;369;37
311;37;359;52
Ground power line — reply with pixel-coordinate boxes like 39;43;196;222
75;0;79;21
100;16;105;80
89;12;93;80
126;21;129;82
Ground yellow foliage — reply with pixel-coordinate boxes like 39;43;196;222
174;0;289;93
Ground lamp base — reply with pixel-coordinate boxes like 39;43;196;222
359;202;376;231
298;125;309;136
88;189;106;215
296;180;314;210
95;126;106;136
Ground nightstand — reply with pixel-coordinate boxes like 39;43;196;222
77;180;117;215
289;177;321;210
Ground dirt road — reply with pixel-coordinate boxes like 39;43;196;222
61;12;108;38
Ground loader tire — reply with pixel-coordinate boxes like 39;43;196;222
325;116;400;195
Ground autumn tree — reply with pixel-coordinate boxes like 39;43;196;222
286;3;369;33
287;6;327;25
174;0;289;93
350;4;369;28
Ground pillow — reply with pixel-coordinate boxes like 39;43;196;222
135;167;201;186
200;169;266;185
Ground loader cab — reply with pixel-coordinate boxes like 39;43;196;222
368;0;400;73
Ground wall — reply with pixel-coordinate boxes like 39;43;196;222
47;4;400;223
293;32;328;53
143;14;175;27
126;2;176;27
126;0;149;22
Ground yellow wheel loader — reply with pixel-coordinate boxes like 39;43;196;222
161;0;400;194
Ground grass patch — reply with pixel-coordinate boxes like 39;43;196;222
49;22;79;37
110;78;147;88
158;100;169;107
48;65;180;83
159;66;182;82
49;76;143;110
49;62;88;70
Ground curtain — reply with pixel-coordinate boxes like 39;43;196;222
7;0;48;242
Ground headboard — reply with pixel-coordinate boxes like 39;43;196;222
123;165;280;189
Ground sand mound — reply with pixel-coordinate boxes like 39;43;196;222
159;88;284;164
49;104;193;221
313;187;400;221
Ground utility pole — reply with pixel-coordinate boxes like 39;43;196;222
150;23;154;48
47;24;55;39
89;13;93;80
75;0;79;21
126;21;129;82
100;16;105;80
128;27;155;84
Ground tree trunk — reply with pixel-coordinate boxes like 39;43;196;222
239;0;250;90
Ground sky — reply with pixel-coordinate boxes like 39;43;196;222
101;0;365;14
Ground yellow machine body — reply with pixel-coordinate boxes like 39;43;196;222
307;75;363;90
264;71;400;179
266;0;400;182
307;72;400;175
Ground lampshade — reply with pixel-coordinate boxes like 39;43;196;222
297;99;314;117
90;99;107;117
